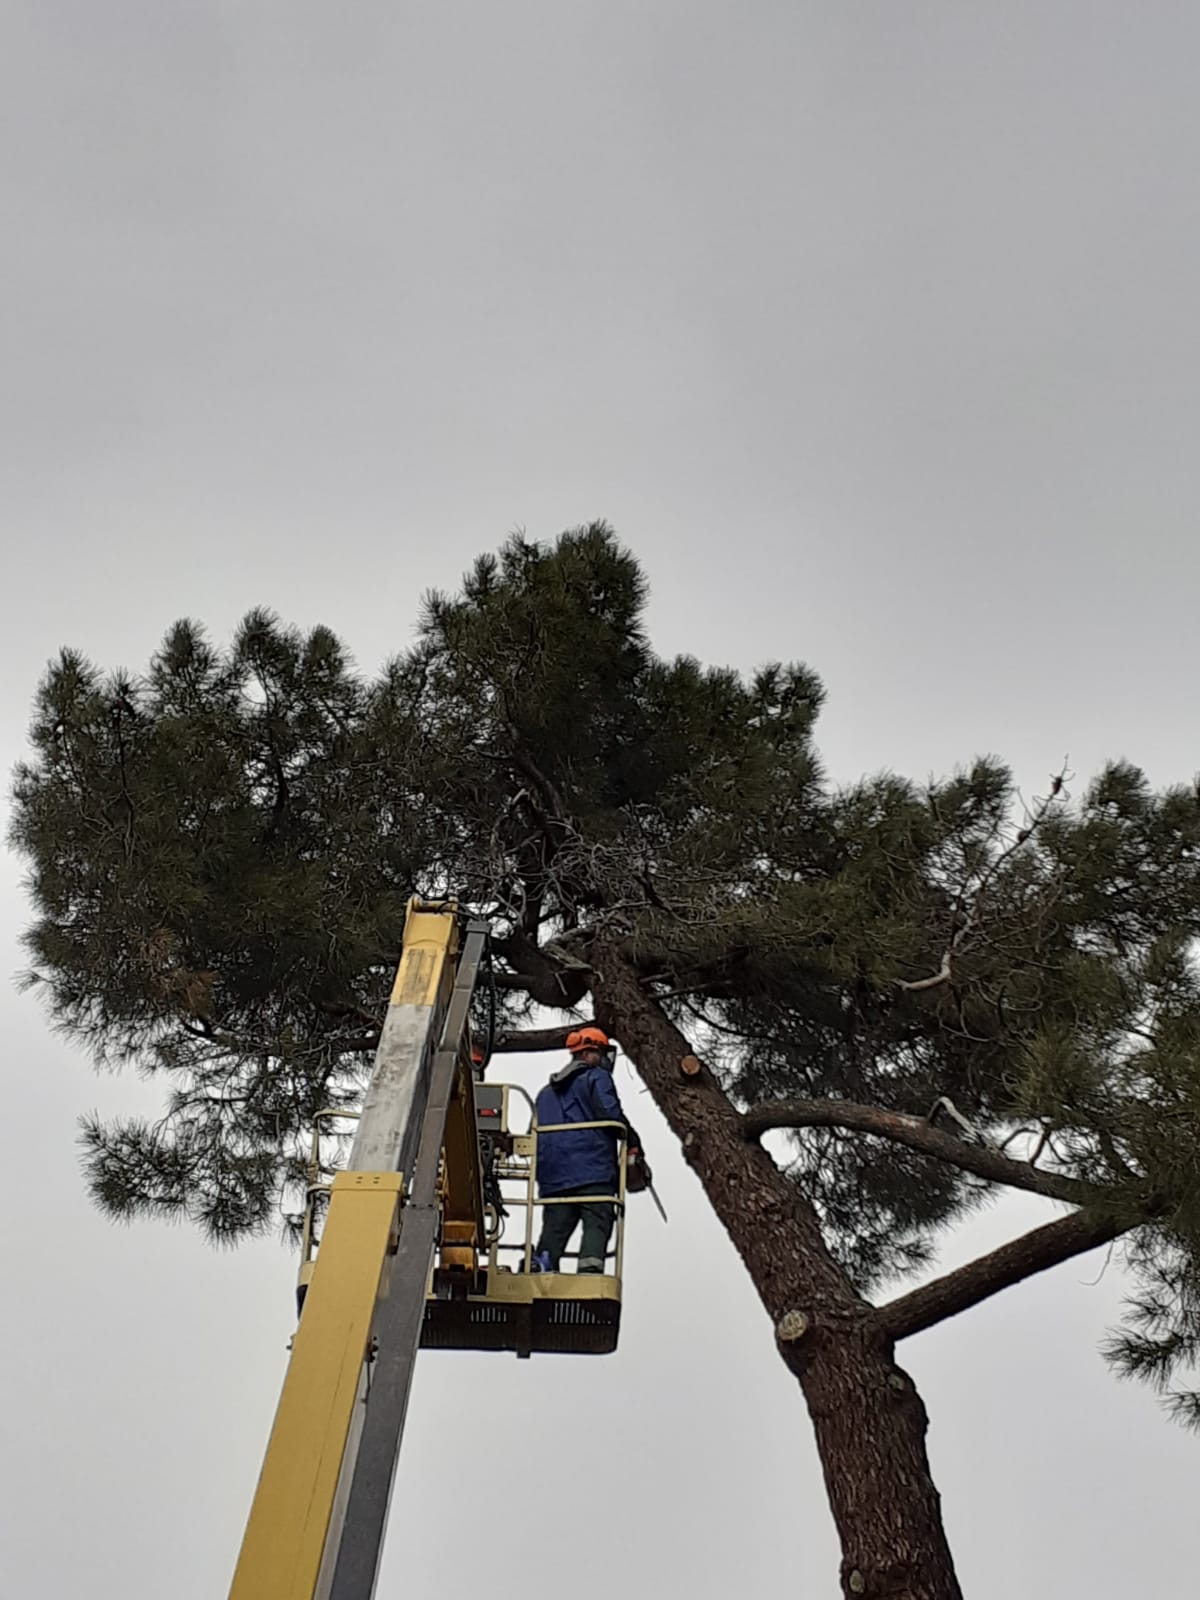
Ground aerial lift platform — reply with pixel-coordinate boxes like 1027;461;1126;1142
228;900;630;1600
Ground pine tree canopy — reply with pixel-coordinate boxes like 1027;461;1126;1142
11;523;1200;1418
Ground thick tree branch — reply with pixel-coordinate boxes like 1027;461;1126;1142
332;1031;382;1054
492;1022;590;1054
509;745;567;822
489;969;540;993
490;932;590;1009
740;1097;1092;1206
879;1208;1131;1341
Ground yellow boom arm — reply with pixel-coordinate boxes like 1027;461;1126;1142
228;902;479;1600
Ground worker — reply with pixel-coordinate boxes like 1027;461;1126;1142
531;1026;646;1273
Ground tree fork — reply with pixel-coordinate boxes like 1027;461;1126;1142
588;942;963;1600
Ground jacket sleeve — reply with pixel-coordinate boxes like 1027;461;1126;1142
589;1068;644;1153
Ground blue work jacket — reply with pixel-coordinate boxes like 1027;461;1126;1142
534;1059;632;1197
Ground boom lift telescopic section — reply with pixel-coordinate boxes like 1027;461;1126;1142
228;901;629;1600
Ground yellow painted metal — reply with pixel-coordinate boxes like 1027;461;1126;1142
438;1053;486;1266
231;902;468;1597
295;1111;359;1302
422;1086;629;1355
388;903;459;1006
438;1218;475;1270
228;1172;403;1600
484;1271;621;1305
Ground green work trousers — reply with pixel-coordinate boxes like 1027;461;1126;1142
536;1184;615;1272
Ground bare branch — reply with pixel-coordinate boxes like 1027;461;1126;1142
897;763;1071;992
898;952;953;993
879;1208;1132;1341
927;1096;980;1140
1029;1121;1052;1168
739;1097;1092;1205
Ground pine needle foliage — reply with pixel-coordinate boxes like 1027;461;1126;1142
11;524;1200;1415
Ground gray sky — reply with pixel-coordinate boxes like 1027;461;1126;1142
3;4;1199;1595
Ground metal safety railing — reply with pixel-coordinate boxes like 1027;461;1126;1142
297;1108;361;1297
297;1083;631;1290
483;1083;630;1280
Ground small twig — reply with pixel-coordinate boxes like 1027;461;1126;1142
926;1095;985;1143
1080;1239;1117;1287
1029;1122;1052;1168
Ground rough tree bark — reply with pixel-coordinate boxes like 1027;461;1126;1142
589;942;963;1600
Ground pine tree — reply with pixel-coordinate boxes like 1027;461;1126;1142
12;524;1200;1599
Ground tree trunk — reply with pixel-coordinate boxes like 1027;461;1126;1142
590;943;961;1600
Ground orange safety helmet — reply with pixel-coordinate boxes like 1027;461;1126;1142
565;1026;610;1056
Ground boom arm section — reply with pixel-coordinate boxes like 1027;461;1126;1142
228;903;487;1600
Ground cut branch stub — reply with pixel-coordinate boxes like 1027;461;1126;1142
680;1053;701;1078
776;1308;811;1345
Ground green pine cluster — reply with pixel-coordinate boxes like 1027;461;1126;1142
11;524;1200;1416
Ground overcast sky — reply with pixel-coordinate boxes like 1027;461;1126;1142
4;4;1200;1596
